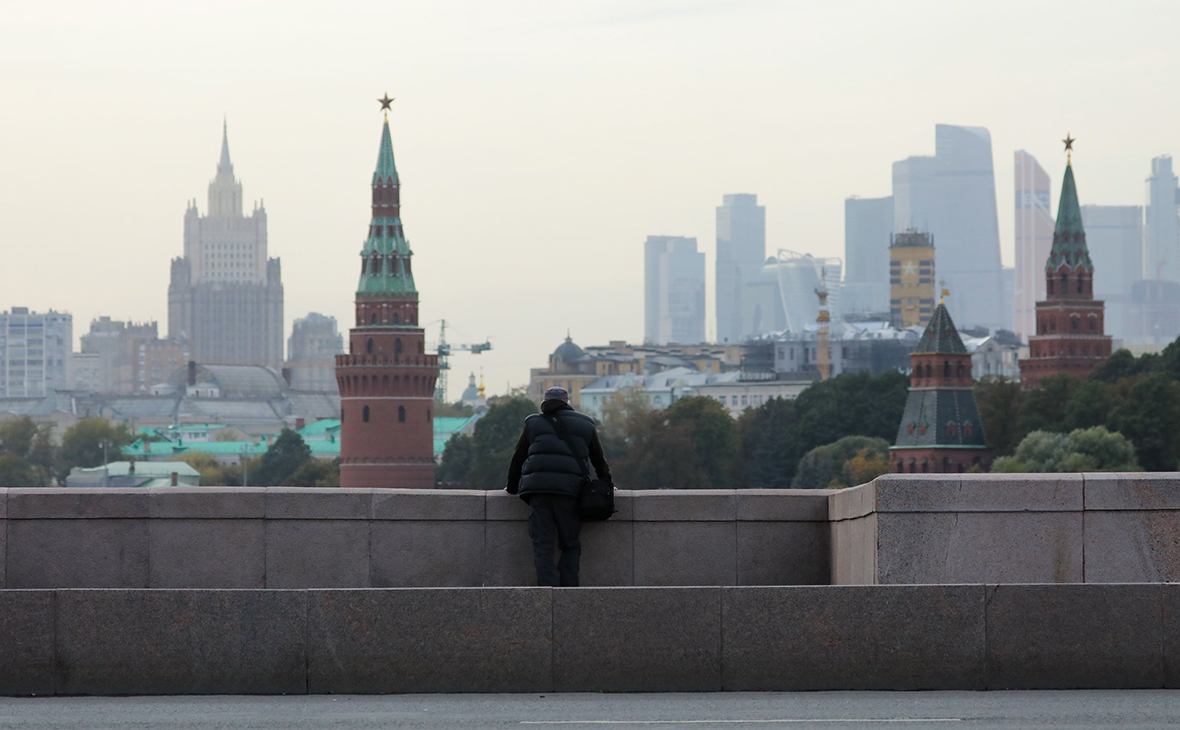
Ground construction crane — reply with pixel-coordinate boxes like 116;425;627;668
431;319;492;402
816;267;831;381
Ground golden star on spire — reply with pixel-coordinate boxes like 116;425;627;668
1063;132;1075;164
378;93;394;111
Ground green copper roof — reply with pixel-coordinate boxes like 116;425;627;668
892;388;989;449
357;119;415;298
914;302;967;354
373;118;399;185
1047;162;1092;271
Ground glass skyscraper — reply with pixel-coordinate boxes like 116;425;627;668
1014;151;1053;342
645;236;706;345
843;195;894;317
715;194;765;343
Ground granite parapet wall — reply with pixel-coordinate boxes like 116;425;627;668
830;472;1180;585
4;584;1180;695
0;488;833;590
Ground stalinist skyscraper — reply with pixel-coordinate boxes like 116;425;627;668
168;122;284;367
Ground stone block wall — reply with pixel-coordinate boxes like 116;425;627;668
0;487;833;589
5;584;1180;695
832;472;1180;585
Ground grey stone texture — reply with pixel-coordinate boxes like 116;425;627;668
8;520;149;588
736;522;829;586
307;588;552;693
370;521;484;587
8;488;149;519
149;519;265;588
0;590;54;695
553;587;722;691
723;585;986;690
149;487;266;519
634;522;736;586
985;584;1164;689
266;520;370;588
55;589;307;694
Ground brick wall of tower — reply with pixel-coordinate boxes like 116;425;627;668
908;352;973;389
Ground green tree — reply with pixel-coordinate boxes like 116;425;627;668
0;416;39;458
664;396;738;489
791;370;909;458
437;433;476;483
597;385;653;465
0;453;36;487
1062;379;1115;432
614;410;710;490
468;397;538;489
1106;372;1180;471
171;452;229;486
251;429;313;486
736;396;798;488
974;376;1024;456
993;426;1140;472
1017;373;1079;435
59;419;135;482
1089;349;1154;383
284;458;340;487
791;435;891;489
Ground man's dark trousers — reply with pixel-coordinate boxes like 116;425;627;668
527;494;581;587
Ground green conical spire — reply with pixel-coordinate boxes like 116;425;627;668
373;118;399;185
915;301;967;355
1046;161;1092;271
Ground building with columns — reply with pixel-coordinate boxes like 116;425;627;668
168;122;284;368
1019;145;1113;389
335;102;439;488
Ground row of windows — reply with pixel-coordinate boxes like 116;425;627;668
358;405;430;423
905;420;974;437
914;360;967;379
895;455;981;474
369;224;402;238
361;253;412;277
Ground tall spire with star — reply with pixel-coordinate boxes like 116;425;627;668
1019;133;1112;389
336;95;439;489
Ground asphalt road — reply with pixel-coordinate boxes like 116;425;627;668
3;692;1180;729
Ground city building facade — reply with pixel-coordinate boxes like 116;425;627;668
77;317;189;394
1020;154;1113;388
892;125;1004;331
842;195;894;317
715;194;766;344
644;235;705;345
168;123;284;368
743;252;841;338
889;230;935;328
1144;155;1179;283
335;107;439;488
890;301;992;473
286;313;344;392
0;308;72;399
1014;151;1054;341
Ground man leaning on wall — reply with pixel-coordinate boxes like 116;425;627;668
505;386;613;587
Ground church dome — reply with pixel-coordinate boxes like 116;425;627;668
553;335;585;362
460;373;480;402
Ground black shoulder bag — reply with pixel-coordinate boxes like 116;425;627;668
545;413;616;522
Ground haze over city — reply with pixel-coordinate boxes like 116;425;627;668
3;0;1180;395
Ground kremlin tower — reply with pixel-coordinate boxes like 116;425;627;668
336;96;439;488
890;299;992;473
1019;136;1113;389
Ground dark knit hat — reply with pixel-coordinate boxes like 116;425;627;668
543;387;571;403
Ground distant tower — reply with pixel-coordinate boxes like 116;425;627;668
815;270;831;381
715;194;766;343
1019;136;1113;389
1145;155;1180;282
168;121;284;367
335;97;439;488
1014;151;1054;341
889;230;936;328
890;298;992;473
644;235;705;345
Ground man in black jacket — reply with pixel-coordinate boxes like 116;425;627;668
506;387;612;587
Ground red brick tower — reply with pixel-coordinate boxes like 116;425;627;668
336;98;438;488
1019;137;1112;390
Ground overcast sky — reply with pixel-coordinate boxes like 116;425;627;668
3;1;1180;397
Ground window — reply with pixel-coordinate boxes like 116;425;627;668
963;421;973;436
393;312;400;324
370;313;377;325
947;422;957;436
921;458;929;473
398;406;406;423
907;423;915;435
362;405;370;423
741;395;747;406
943;360;951;377
395;338;403;355
366;338;374;354
925;362;933;379
956;362;964;378
1070;319;1077;331
908;458;917;473
719;396;726;405
897;459;904;473
942;457;950;473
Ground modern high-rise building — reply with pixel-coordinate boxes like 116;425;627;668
1014;151;1054;342
843;195;894;316
1144;155;1179;282
893;125;1004;331
168;122;284;368
285;313;343;392
743;252;841;337
889;230;935;328
1081;205;1142;342
715;194;766;343
644;236;705;345
335;102;439;488
1020;150;1112;389
0;307;72;398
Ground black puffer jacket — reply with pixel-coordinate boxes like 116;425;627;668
506;401;612;499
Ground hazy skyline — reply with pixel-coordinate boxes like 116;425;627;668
4;1;1180;396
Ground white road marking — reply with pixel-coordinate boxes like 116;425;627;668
522;720;963;725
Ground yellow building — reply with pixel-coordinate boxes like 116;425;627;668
889;230;935;328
